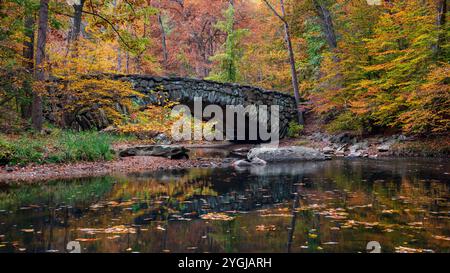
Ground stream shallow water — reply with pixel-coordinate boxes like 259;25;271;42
0;158;449;253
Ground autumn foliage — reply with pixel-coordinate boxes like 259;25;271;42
0;0;448;136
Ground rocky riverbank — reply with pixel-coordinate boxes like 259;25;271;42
0;155;231;184
281;132;450;158
1;131;447;184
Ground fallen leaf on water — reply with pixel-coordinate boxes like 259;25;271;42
78;225;136;234
407;222;423;226
308;233;318;239
348;204;373;210
20;229;34;233
395;246;434;253
89;204;104;210
297;204;326;211
432;235;450;241
200;213;234;221
382;209;400;214
156;225;166;231
256;225;276;232
75;238;98;242
319;209;349;220
104;226;136;234
112;201;135;207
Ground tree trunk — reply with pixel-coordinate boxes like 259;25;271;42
71;0;85;42
280;0;304;125
67;0;85;56
117;46;122;72
434;0;447;58
158;13;169;68
21;15;34;119
113;0;121;72
126;50;130;73
313;0;337;49
32;0;49;132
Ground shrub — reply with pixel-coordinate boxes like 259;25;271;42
48;77;144;129
287;121;304;138
325;111;365;135
0;137;13;165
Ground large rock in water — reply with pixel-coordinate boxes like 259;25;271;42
118;145;189;159
247;146;327;162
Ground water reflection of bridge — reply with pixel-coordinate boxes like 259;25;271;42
129;163;326;222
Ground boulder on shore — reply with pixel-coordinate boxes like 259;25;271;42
118;145;189;159
247;146;327;163
232;158;267;168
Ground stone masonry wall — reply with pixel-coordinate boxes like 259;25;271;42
106;74;298;138
49;74;298;138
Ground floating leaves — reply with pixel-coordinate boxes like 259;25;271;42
90;200;136;210
260;207;292;218
432;235;450;241
319;208;349;220
381;209;401;215
395;246;434;253
200;213;234;221
78;225;136;235
259;213;292;218
20;229;34;233
75;238;99;242
156;225;166;231
256;225;276;232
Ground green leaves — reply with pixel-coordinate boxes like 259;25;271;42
206;4;249;83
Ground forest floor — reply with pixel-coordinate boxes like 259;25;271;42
0;114;448;184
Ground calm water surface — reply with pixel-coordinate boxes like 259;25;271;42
0;158;449;253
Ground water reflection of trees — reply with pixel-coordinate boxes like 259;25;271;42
1;159;449;253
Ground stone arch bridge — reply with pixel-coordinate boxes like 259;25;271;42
58;74;299;139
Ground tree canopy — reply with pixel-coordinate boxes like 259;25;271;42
0;0;448;135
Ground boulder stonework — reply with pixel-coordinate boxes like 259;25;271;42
247;147;327;162
106;74;298;139
50;74;298;138
118;145;189;159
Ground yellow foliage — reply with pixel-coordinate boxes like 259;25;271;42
398;64;450;134
117;104;179;136
48;77;142;127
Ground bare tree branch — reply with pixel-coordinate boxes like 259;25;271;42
123;0;137;15
49;7;134;51
81;10;134;50
262;0;286;24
